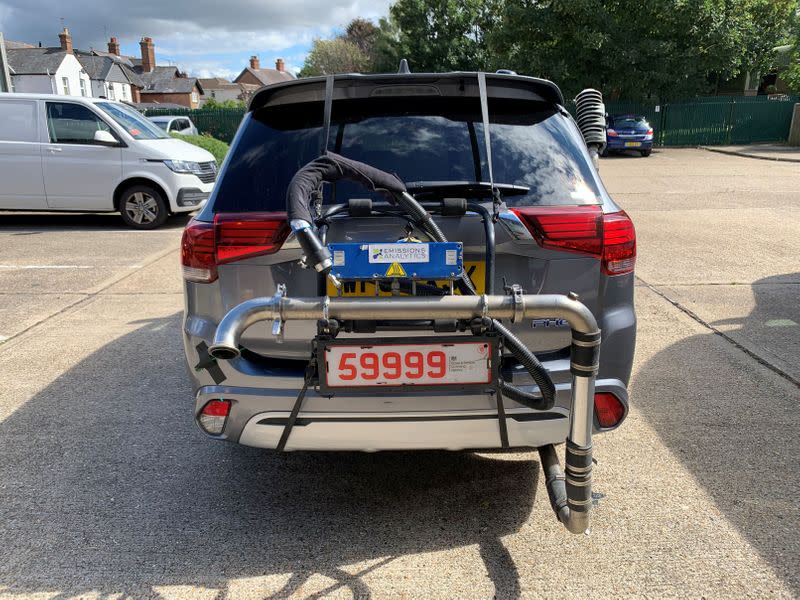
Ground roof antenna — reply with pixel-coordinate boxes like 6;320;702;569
398;59;410;74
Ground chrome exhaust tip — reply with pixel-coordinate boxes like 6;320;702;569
208;344;240;360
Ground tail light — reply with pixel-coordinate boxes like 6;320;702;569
594;392;626;429
601;211;636;275
607;128;618;137
181;212;290;283
510;207;636;275
198;399;231;435
646;128;654;135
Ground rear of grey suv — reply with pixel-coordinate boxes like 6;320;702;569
181;72;636;453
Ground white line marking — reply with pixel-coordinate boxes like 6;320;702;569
0;265;93;270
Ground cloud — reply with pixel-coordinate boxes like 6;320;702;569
0;0;391;78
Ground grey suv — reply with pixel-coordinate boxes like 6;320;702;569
181;71;636;532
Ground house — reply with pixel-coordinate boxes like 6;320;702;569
196;77;259;106
132;37;203;108
4;28;92;96
75;37;144;102
76;54;140;102
234;56;294;87
0;33;12;92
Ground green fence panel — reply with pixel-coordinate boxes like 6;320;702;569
728;100;797;144
141;107;245;143
661;102;730;146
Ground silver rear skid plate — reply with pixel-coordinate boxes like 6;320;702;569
209;289;601;534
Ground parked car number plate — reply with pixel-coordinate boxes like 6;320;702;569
323;341;493;388
624;141;642;147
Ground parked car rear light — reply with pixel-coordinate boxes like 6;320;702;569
180;213;290;283
509;206;635;275
607;128;618;137
198;399;231;435
602;210;636;275
510;206;603;256
594;392;626;429
646;128;654;135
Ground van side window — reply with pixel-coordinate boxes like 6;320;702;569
0;100;38;142
46;102;113;145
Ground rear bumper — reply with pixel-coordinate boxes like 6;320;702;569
193;376;629;451
606;137;653;151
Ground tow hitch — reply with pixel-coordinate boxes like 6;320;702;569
207;138;602;534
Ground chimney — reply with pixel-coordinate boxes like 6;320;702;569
249;55;260;70
140;37;155;73
275;58;285;73
58;27;73;54
108;37;120;56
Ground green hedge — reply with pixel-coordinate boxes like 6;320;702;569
170;133;229;164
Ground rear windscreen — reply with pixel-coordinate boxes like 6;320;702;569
212;96;601;212
610;116;649;129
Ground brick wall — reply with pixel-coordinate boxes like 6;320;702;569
141;92;198;109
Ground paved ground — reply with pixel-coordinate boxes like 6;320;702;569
701;143;800;163
0;148;798;599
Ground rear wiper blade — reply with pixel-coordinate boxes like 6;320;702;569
405;181;530;197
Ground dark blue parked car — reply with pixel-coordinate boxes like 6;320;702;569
603;114;653;157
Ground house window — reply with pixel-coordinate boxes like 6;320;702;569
191;90;198;104
108;84;115;100
79;79;87;97
121;85;128;100
61;77;70;95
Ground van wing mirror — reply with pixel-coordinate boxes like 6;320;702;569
94;130;119;146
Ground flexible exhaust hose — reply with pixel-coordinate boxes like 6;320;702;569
574;89;606;149
574;88;606;170
285;154;557;411
396;194;556;410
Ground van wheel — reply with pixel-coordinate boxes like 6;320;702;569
119;185;168;229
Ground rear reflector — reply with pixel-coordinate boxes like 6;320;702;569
199;399;231;435
181;213;290;283
594;392;625;429
509;206;635;275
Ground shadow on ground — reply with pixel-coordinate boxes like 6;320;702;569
0;212;192;231
632;273;800;593
0;312;537;599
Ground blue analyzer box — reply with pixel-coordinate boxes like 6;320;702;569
328;242;463;280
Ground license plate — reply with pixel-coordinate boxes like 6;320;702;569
327;261;485;296
322;340;493;388
624;141;642;147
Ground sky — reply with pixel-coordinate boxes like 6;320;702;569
0;0;392;78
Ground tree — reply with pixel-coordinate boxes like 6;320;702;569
202;98;245;109
778;6;800;93
299;38;370;77
343;18;380;55
488;0;798;100
378;0;501;73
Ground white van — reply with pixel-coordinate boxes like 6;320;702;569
0;93;217;229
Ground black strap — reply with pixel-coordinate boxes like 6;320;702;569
477;72;502;221
495;386;510;449
321;75;334;154
276;380;309;451
194;341;226;384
